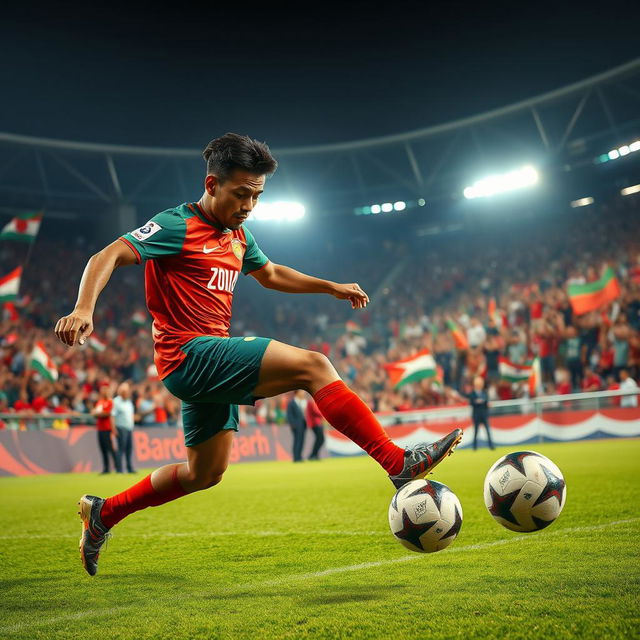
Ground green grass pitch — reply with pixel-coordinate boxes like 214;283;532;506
1;439;639;640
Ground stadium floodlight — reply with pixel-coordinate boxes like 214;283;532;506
570;197;594;208
598;139;640;163
370;204;381;214
621;184;640;196
463;165;539;200
393;201;406;211
250;201;305;222
381;202;393;213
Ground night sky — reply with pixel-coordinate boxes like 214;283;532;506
1;1;638;149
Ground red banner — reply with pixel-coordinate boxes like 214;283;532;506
0;425;295;477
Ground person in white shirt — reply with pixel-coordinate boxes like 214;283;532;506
112;382;136;473
619;369;639;408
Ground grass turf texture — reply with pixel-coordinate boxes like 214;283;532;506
0;439;638;640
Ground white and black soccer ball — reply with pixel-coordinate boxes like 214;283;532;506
483;451;566;532
388;479;463;553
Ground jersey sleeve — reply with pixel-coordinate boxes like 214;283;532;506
241;226;269;275
119;210;187;263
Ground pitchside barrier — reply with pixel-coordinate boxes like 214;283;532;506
0;389;638;476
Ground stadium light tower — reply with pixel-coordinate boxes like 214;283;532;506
250;201;306;222
463;165;539;200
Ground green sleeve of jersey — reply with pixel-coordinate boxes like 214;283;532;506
120;210;187;262
241;226;269;275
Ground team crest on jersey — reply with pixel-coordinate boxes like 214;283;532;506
131;221;162;242
231;238;244;260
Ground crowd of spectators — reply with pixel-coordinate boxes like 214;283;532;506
1;195;639;429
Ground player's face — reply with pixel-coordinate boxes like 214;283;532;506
207;170;265;230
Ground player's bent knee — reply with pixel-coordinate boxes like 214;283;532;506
303;350;333;381
185;468;226;492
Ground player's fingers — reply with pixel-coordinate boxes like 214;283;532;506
57;317;72;345
78;323;93;345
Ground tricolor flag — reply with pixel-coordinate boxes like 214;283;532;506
446;319;469;350
0;211;43;242
0;266;22;303
528;357;542;397
88;334;106;352
345;320;362;334
384;349;438;389
568;267;621;316
499;357;533;382
30;342;58;382
131;310;147;326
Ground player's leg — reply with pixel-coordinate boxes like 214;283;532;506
79;413;235;576
253;340;462;487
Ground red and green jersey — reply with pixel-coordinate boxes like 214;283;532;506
119;202;269;379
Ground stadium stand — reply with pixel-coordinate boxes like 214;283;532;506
1;193;639;428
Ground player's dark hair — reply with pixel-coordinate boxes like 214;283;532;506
202;133;277;182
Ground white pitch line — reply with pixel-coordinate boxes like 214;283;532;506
1;517;638;635
0;530;388;540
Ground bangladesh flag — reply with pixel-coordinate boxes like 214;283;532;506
0;212;43;242
0;266;22;303
568;267;621;316
446;319;469;350
384;349;438;389
30;342;58;382
499;357;533;382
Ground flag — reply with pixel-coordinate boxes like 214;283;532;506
499;357;533;382
446;319;469;350
488;297;504;326
88;334;106;352
528;357;542;397
0;211;43;242
30;342;58;382
3;301;19;321
384;349;438;389
345;320;362;334
0;266;22;303
131;310;147;326
568;267;621;315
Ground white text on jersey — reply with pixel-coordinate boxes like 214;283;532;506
207;267;239;292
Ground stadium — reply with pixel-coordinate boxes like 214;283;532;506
1;7;639;640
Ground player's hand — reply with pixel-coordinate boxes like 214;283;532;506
332;283;369;309
54;310;94;347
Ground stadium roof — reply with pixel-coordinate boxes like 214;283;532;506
0;59;639;218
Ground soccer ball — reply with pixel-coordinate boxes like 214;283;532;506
388;479;463;553
483;451;566;532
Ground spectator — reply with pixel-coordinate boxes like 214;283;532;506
92;382;120;474
113;382;136;474
468;375;494;450
286;390;307;463
563;326;583;391
581;367;603;393
305;396;325;460
619;369;639;408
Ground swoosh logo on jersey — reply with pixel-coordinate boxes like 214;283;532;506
203;245;224;254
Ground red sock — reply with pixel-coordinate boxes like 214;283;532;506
100;465;188;529
314;380;405;475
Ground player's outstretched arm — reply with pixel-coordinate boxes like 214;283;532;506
54;240;137;347
251;262;369;309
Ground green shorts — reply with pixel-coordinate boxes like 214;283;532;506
162;336;272;447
